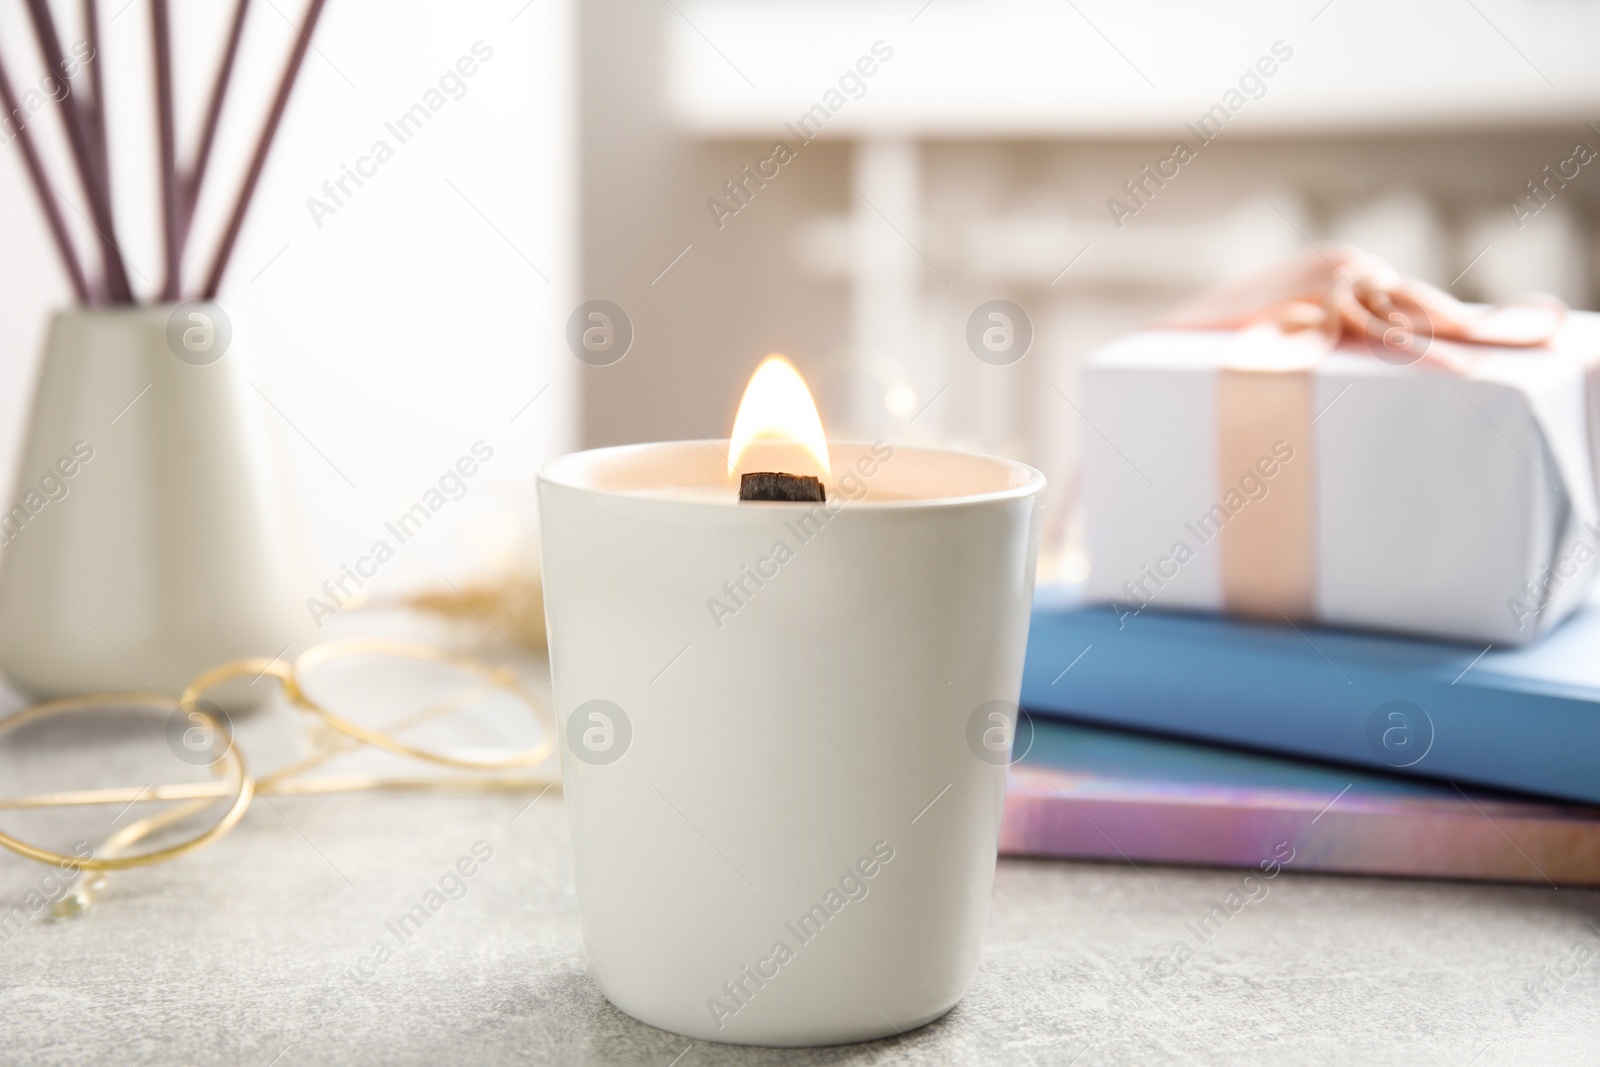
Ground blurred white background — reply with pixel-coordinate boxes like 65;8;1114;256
0;0;574;599
5;0;1600;597
583;0;1600;579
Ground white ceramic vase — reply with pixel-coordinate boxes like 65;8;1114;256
539;440;1044;1046
0;305;315;699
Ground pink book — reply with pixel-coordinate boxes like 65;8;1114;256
1001;719;1600;886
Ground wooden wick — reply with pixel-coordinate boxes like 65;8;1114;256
739;473;827;503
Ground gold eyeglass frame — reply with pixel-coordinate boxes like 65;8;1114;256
0;638;555;879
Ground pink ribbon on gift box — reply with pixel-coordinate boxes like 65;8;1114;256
1155;243;1570;623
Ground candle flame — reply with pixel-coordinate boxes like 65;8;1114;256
728;355;831;480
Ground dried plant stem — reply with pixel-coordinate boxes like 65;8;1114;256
201;0;327;299
0;46;89;302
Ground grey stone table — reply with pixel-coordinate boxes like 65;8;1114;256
1;675;1597;1065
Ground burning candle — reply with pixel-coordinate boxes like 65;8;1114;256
538;356;1044;1046
730;355;830;502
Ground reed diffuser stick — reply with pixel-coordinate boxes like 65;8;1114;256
82;0;110;253
0;48;89;302
9;0;331;305
180;0;252;256
24;0;132;302
200;0;327;299
150;0;180;301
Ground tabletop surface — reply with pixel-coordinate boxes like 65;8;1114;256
1;654;1598;1067
3;784;1598;1066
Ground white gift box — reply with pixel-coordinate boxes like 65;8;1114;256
1081;317;1600;646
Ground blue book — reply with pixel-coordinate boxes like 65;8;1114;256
1020;586;1600;805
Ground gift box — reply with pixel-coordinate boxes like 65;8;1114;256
1081;246;1600;646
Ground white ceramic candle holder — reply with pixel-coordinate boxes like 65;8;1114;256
538;439;1043;1047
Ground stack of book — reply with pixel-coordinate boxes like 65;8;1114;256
1005;586;1600;886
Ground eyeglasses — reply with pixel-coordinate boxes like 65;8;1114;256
0;638;553;914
